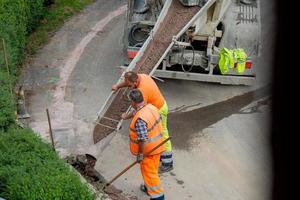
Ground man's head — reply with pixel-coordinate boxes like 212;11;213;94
128;89;144;109
124;71;139;88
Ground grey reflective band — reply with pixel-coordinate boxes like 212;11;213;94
161;151;172;156
147;116;162;132
130;133;163;145
130;116;161;133
146;133;163;144
146;184;164;199
146;184;162;191
161;157;173;163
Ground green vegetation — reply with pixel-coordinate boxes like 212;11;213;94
0;0;93;131
0;0;95;199
26;0;94;55
0;128;94;199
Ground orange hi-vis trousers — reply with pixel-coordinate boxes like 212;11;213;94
140;154;164;199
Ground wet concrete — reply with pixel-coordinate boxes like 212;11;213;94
169;85;271;150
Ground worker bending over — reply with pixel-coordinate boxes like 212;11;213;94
126;89;165;200
112;71;173;173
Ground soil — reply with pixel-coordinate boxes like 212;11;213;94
93;0;200;144
66;155;134;200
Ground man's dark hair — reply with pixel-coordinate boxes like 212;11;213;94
128;89;144;103
125;71;138;83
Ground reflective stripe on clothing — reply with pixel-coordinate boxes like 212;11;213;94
140;154;164;199
130;104;165;156
130;133;163;144
161;151;173;166
130;116;162;133
161;157;173;164
147;116;162;132
146;184;163;191
161;151;172;158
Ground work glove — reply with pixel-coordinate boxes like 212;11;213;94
136;153;144;163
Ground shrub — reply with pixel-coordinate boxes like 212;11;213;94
0;71;15;131
0;0;45;73
0;0;46;130
0;128;94;199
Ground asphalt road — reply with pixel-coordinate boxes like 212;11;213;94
19;0;274;199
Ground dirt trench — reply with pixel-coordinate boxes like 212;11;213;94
93;0;200;144
66;154;137;200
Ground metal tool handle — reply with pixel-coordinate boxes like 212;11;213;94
103;137;171;189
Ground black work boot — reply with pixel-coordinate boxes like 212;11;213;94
140;184;149;196
158;164;173;174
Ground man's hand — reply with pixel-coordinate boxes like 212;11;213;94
112;84;119;92
136;153;144;163
121;113;128;120
121;110;135;120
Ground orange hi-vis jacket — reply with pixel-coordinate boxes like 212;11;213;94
129;104;165;156
138;74;165;110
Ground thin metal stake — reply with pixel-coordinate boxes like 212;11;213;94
46;108;55;151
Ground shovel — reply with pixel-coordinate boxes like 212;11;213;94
102;137;171;191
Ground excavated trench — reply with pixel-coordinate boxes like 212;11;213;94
93;0;200;144
66;154;136;200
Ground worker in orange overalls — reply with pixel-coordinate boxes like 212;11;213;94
125;89;165;200
112;71;173;173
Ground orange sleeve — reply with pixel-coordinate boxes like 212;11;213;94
142;91;148;104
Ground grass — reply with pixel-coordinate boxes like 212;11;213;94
0;0;97;198
0;128;94;199
26;0;94;56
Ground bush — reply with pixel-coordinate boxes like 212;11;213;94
0;128;94;199
0;0;45;130
0;71;15;131
0;1;96;198
0;0;45;71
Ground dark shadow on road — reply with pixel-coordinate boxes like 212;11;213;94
169;85;271;150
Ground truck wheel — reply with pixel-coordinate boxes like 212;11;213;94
128;24;148;46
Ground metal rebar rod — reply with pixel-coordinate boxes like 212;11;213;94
94;121;117;131
46;108;55;151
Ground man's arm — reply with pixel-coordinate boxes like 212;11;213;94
121;109;136;120
135;118;148;162
112;80;128;91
